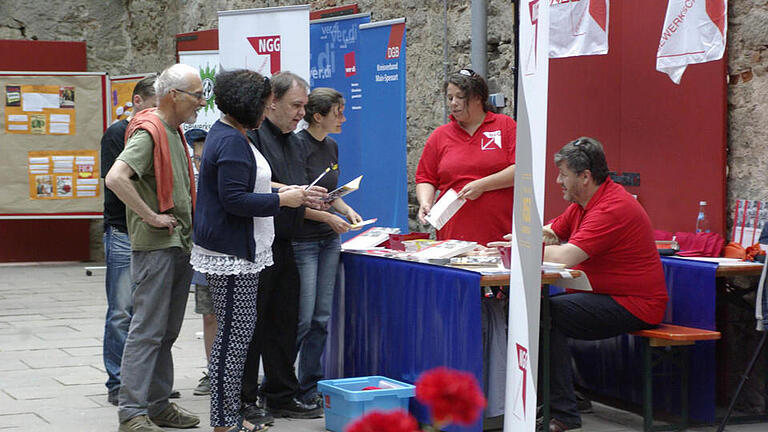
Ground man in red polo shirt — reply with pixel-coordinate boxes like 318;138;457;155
541;137;668;432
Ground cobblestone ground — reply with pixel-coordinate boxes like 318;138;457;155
1;262;766;432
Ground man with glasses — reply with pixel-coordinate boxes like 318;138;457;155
100;74;158;406
539;137;668;432
106;64;204;432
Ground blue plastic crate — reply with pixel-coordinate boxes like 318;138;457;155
317;376;416;432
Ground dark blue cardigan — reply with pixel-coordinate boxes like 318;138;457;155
194;120;280;262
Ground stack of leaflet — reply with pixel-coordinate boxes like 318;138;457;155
410;239;477;261
341;227;401;251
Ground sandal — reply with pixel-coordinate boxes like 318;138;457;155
226;420;269;432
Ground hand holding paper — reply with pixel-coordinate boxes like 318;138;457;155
350;218;377;230
425;189;466;230
322;175;362;202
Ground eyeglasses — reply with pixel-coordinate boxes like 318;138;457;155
458;68;478;77
191;155;202;162
173;88;205;100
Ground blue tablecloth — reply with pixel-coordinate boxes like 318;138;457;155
327;253;484;431
570;256;718;422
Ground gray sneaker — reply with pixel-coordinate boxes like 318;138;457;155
118;415;164;432
149;402;200;428
194;371;210;395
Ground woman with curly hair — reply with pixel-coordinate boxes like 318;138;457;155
191;69;307;432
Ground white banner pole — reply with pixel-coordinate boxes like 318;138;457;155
504;0;549;430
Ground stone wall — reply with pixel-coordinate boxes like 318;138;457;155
4;0;767;248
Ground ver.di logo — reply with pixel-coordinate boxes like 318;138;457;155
199;64;216;113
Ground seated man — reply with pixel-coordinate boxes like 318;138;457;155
541;137;669;432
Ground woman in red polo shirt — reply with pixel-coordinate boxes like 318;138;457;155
415;69;517;247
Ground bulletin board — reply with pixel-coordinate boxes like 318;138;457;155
0;72;109;216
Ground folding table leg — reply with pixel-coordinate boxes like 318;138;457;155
642;339;653;432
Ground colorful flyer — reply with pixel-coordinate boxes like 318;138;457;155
27;150;99;200
30;114;46;134
59;86;75;108
5;85;20;106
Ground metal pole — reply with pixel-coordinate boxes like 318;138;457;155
443;0;449;123
470;0;487;78
513;0;520;120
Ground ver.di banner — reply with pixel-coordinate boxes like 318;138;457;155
309;13;371;203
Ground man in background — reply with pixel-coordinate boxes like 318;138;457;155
184;128;215;397
100;74;157;406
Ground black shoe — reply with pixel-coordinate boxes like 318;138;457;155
574;390;593;414
170;389;181;399
305;393;323;409
268;397;323;419
107;388;119;406
242;401;275;426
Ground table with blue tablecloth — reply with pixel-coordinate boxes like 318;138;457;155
325;252;583;431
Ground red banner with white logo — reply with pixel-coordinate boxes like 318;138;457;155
550;0;609;58
656;0;727;84
218;5;309;81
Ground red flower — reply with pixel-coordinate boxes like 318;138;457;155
415;367;487;426
345;410;420;432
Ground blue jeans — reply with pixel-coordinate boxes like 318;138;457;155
102;225;135;393
292;236;341;400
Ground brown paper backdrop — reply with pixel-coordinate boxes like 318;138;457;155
0;73;107;214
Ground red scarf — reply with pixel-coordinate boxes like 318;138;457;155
124;108;196;213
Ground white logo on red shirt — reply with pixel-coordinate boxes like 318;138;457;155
481;130;502;150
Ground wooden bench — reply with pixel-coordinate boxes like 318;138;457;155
631;323;722;432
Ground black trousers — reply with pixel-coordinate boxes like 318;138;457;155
242;239;300;406
548;292;654;426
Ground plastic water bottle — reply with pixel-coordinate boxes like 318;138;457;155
695;201;711;233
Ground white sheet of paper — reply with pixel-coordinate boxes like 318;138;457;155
9;124;28;131
29;157;49;164
546;270;593;291
425;189;466;230
49;114;70;123
49;123;70;134
22;92;59;112
76;179;99;185
8;114;28;122
76;190;97;197
29;164;49;170
76;184;98;190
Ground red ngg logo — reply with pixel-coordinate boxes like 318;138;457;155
247;35;281;74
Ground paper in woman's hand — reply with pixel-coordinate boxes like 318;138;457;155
425;189;466;230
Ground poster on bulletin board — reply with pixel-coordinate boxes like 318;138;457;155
0;71;108;217
109;74;152;123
